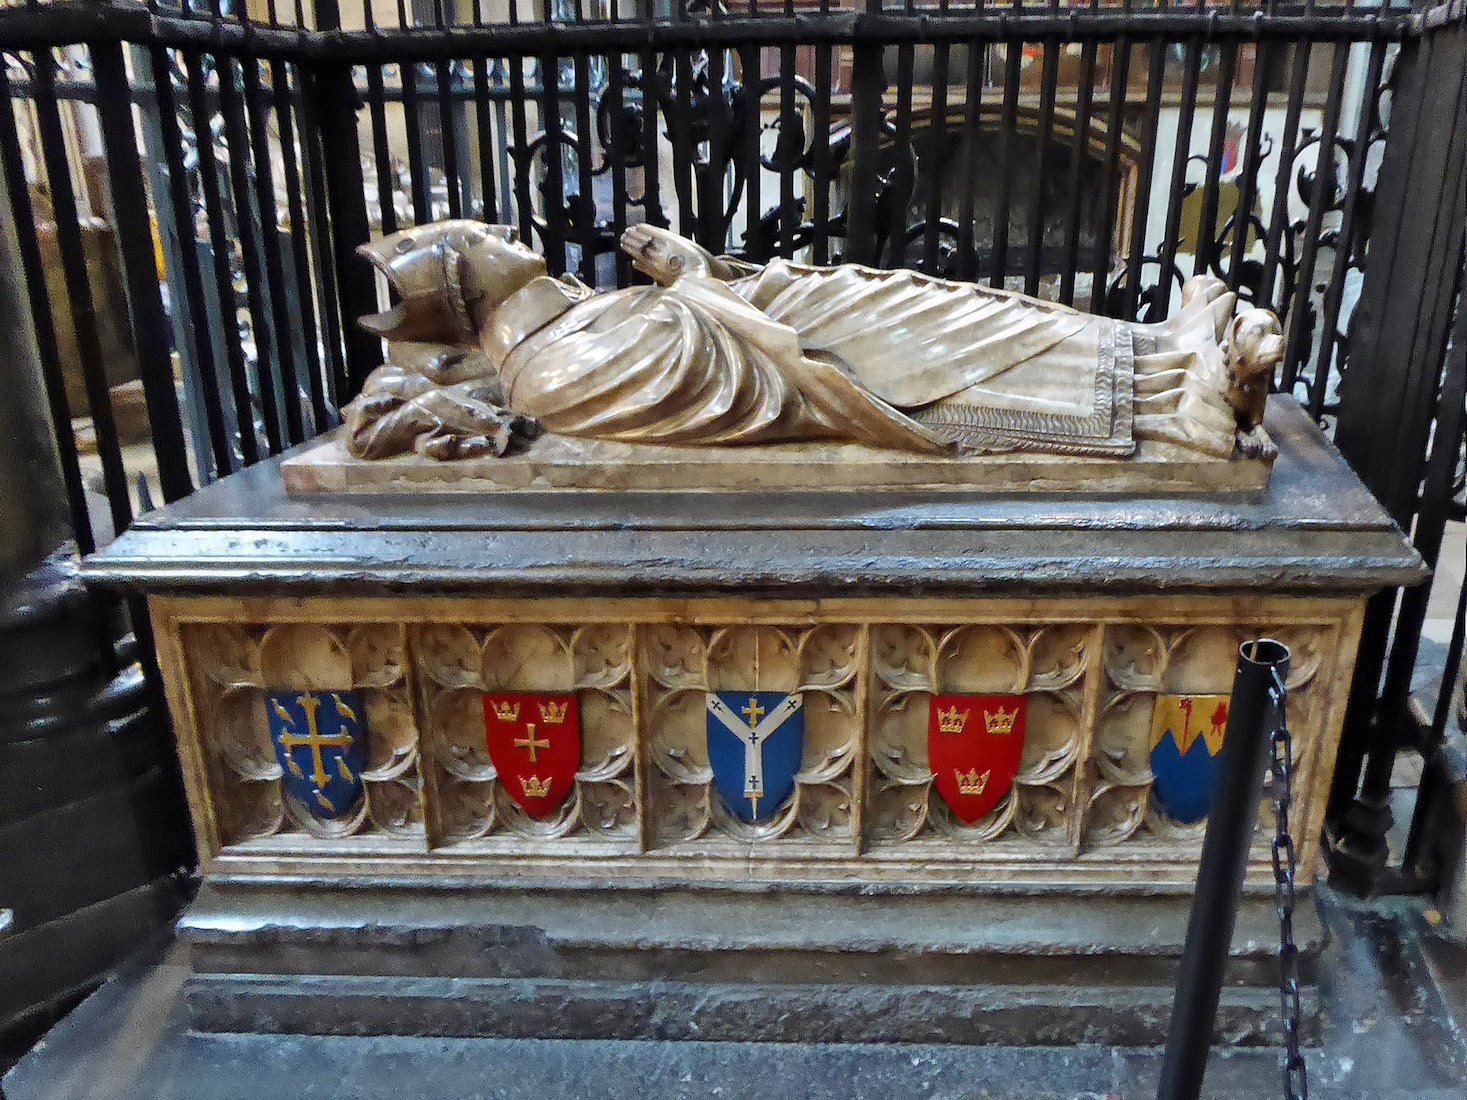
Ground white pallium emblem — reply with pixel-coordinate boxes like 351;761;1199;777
705;692;803;820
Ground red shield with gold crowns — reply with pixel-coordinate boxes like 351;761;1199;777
928;694;1027;824
483;692;580;819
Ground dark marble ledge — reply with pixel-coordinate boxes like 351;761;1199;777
82;398;1426;596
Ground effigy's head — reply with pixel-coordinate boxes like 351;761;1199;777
357;221;545;344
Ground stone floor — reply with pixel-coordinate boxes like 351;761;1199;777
4;886;1463;1100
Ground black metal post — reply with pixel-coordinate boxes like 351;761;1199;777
1157;639;1292;1100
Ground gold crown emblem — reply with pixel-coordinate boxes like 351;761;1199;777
520;775;553;799
492;700;520;723
984;705;1018;736
538;700;569;724
954;767;990;796
936;705;970;734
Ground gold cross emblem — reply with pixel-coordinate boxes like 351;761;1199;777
741;697;765;730
514;722;551;763
276;693;354;787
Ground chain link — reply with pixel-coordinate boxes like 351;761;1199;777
1268;668;1307;1100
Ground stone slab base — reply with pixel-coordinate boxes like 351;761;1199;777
185;972;1313;1048
178;883;1323;1046
281;428;1274;495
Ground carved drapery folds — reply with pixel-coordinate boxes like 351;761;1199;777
165;597;1352;887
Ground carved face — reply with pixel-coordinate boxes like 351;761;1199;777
1226;309;1286;384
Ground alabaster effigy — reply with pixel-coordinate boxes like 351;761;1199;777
283;222;1286;495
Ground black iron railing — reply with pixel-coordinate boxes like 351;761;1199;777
0;0;1463;898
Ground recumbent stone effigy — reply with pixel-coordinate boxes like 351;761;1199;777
84;220;1424;1045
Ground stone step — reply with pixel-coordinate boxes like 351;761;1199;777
178;883;1324;1045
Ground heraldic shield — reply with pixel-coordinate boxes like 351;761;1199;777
1149;694;1230;824
267;690;368;820
483;692;580;818
928;694;1026;824
706;691;804;823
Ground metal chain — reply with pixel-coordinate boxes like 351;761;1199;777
1268;668;1307;1100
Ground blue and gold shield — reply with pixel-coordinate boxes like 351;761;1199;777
706;691;803;823
267;690;368;820
1149;694;1231;824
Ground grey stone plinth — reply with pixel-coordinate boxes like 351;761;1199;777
177;883;1321;1046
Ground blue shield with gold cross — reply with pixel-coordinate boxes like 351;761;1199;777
706;691;803;823
267;690;368;820
1149;694;1231;824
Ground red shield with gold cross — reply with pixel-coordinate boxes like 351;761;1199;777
928;694;1027;824
483;692;580;818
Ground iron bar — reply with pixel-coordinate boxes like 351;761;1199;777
1154;34;1201;319
1259;40;1312;313
702;41;729;253
1191;35;1236;280
952;37;982;281
605;53;631;283
216;54;286;453
810;38;831;264
886;42;914;267
295;62;351;408
538;49;567;273
309;48;380;396
738;41;760;257
1058;36;1097;306
471;54;498;221
634;0;662;238
90;38;195;501
777;41;796;259
1226;39;1278;296
365;64;398;233
1022;34;1058;296
0;5;1425;60
670;45;695;242
183;48;261;465
0;59;95;550
271;57;329;432
1091;36;1130;312
146;42;234;481
399;56;433;223
1121;37;1165;319
842;33;884;266
1156;638;1292;1100
987;37;1021;285
30;48;134;538
507;49;534;242
571;50;596;281
1279;40;1349;394
435;57;465;219
1307;37;1387;422
241;54;306;445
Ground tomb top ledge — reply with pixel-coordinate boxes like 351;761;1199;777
82;398;1425;597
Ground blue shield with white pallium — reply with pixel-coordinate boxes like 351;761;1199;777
266;690;368;820
1149;694;1231;824
706;691;804;823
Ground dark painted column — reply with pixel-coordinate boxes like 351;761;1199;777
0;153;189;1062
